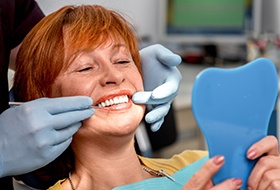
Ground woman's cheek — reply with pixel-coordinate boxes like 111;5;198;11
132;72;144;91
60;79;96;96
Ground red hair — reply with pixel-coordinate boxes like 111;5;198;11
13;5;141;102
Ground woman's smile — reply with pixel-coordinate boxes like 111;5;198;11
95;90;133;111
96;95;132;111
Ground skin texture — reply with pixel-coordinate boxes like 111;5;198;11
51;40;145;137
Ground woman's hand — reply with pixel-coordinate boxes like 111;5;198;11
247;135;280;190
182;156;242;190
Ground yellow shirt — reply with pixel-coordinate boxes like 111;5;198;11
48;150;208;190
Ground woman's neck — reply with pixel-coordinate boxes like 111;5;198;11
63;136;152;190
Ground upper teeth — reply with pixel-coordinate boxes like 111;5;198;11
98;95;129;108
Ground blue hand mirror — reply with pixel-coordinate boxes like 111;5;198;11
191;58;278;189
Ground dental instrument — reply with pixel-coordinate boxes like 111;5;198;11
8;102;101;109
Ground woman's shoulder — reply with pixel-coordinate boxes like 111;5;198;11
139;150;208;175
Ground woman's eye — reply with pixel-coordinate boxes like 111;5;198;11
78;67;92;72
117;60;130;64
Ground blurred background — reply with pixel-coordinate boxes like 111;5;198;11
11;0;280;158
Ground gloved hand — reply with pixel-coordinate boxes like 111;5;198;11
132;44;182;132
0;96;94;177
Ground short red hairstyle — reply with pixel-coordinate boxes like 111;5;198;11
13;5;141;102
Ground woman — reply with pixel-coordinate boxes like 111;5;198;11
13;5;280;190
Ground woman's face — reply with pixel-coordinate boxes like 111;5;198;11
51;40;145;137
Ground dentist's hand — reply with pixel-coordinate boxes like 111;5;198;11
0;96;94;177
133;44;182;132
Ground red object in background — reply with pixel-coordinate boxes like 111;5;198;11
182;54;203;64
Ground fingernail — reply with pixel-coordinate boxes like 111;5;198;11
247;149;256;159
247;187;252;190
232;178;242;188
213;155;224;165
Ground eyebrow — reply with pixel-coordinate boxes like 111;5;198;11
111;43;127;49
108;43;129;54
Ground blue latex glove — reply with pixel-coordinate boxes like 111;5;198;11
0;96;94;177
132;44;182;132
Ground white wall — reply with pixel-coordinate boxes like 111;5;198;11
36;0;160;44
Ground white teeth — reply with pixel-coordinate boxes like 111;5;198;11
101;102;106;107
113;97;120;104
105;100;110;106
98;95;129;108
110;99;114;105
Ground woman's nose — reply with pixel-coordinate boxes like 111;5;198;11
99;64;125;86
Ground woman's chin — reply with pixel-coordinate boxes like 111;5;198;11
82;108;145;136
71;104;145;141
